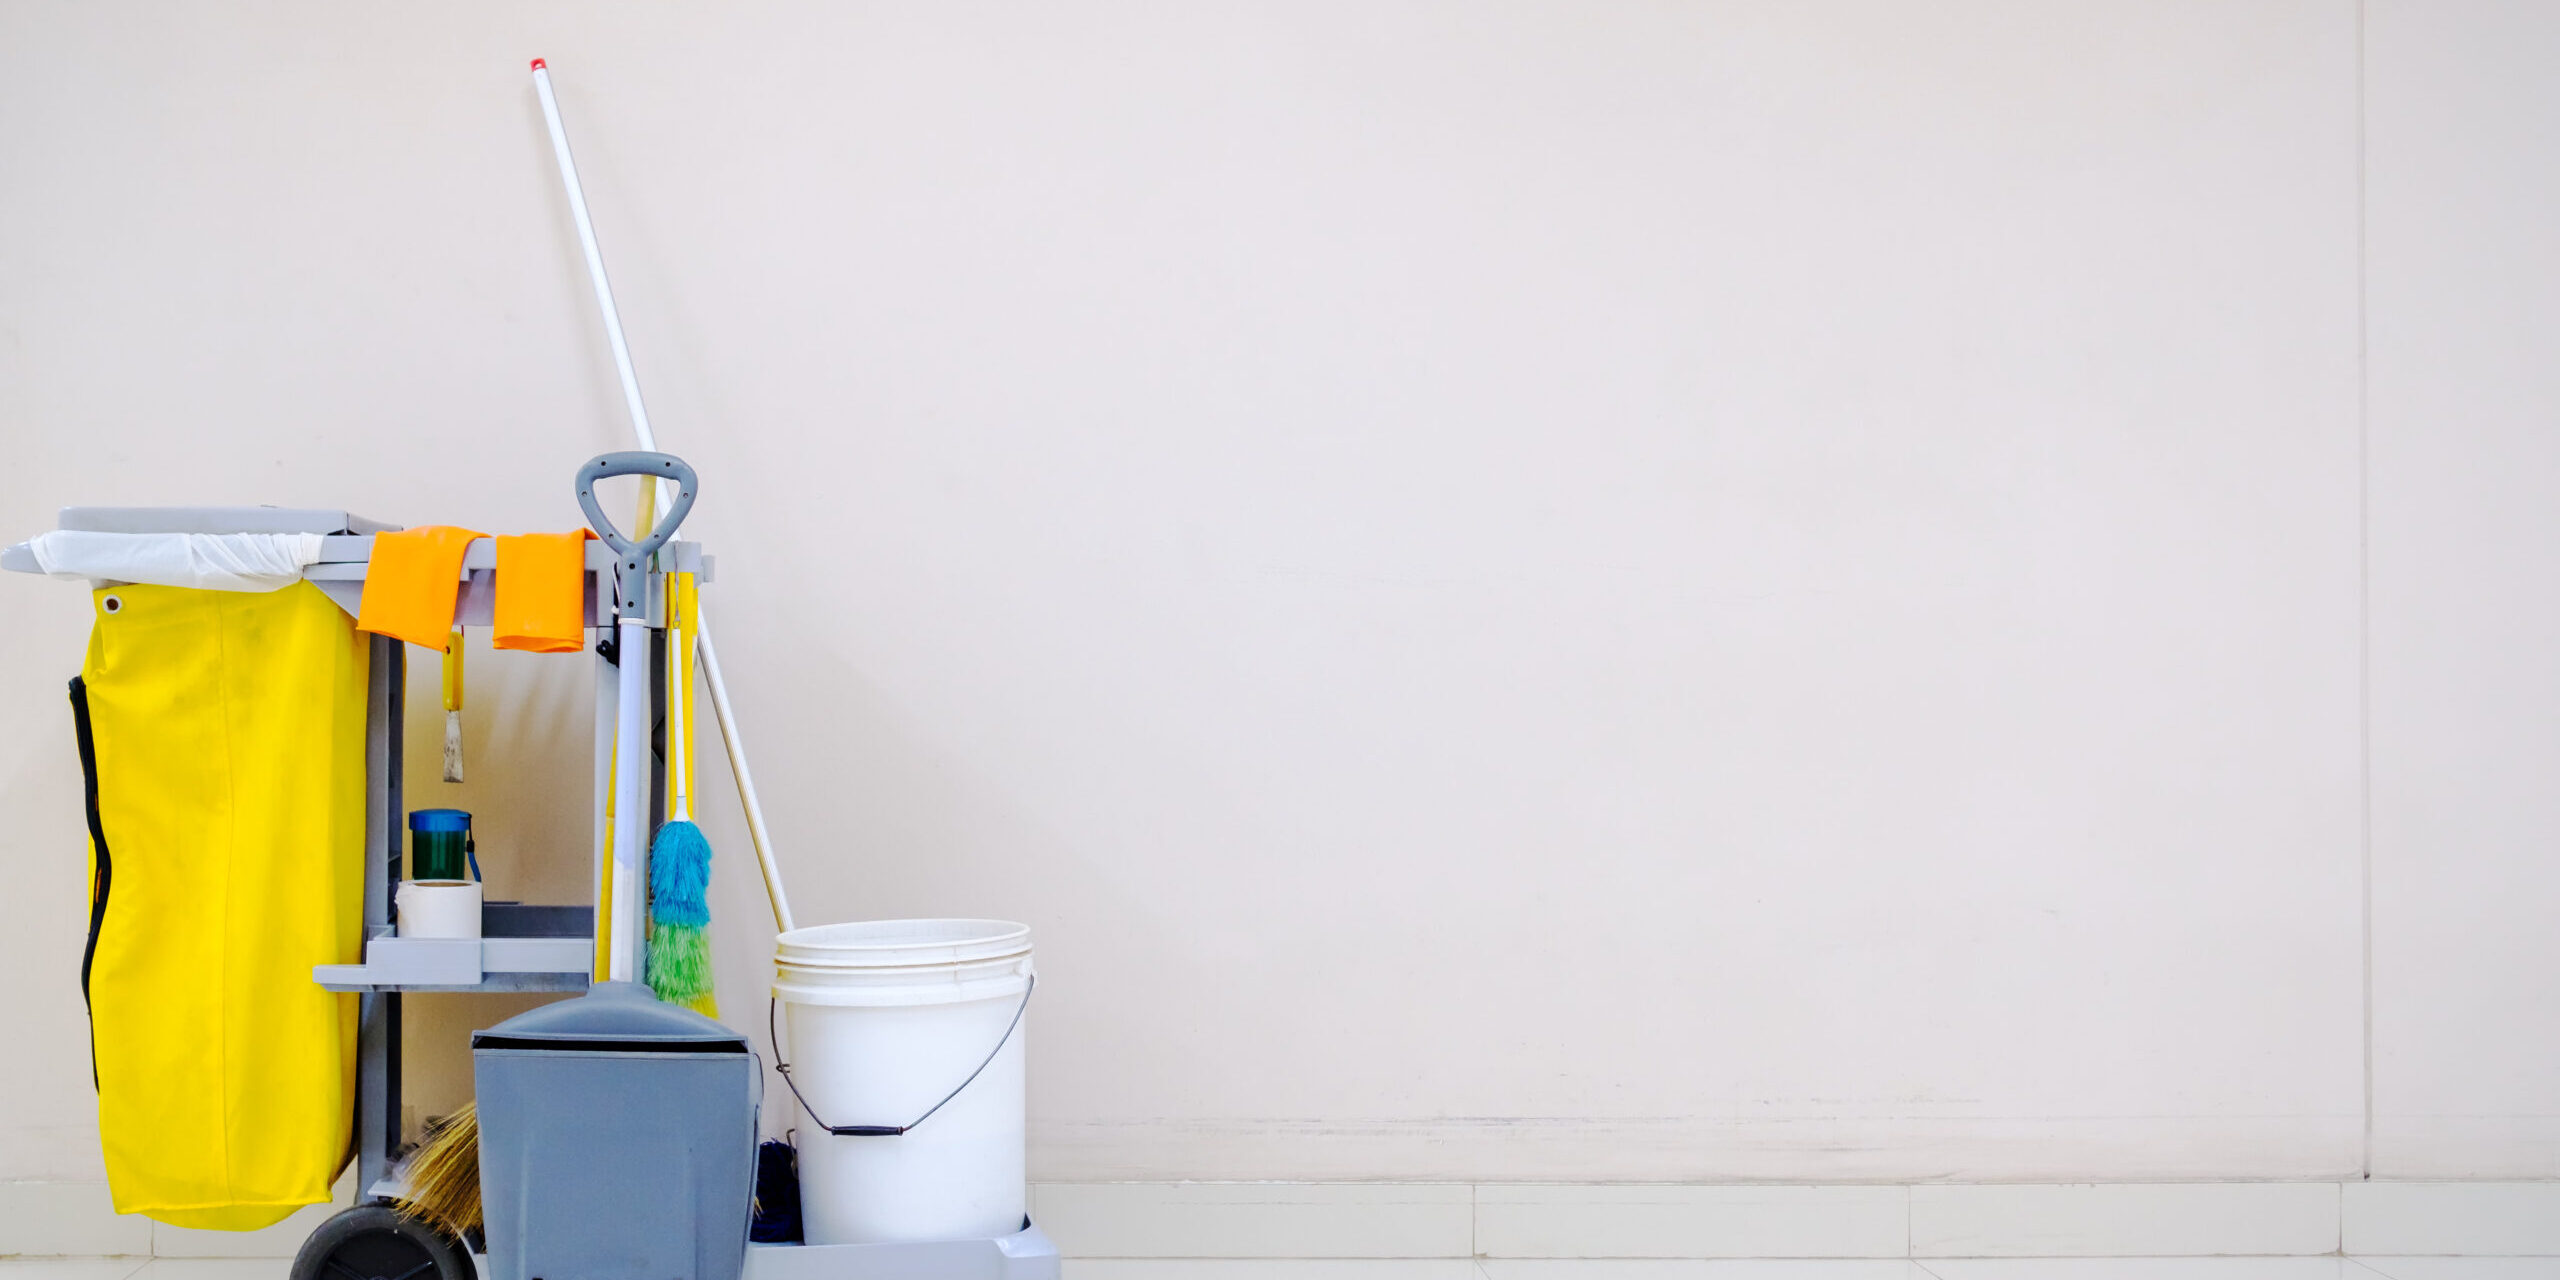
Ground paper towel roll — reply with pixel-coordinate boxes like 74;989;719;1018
396;879;483;939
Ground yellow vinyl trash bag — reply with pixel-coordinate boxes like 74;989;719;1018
71;580;367;1230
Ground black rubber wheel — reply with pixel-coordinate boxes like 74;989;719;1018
289;1204;473;1280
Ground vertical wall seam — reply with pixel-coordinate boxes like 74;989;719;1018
2356;0;2377;1183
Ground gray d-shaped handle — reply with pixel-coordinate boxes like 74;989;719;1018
577;451;698;613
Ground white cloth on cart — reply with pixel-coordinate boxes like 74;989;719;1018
28;530;326;591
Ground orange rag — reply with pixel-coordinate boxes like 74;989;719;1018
355;525;485;650
492;530;597;653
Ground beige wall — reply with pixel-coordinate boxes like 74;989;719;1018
1;0;2549;1185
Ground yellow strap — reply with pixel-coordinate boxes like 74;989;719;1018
441;627;464;712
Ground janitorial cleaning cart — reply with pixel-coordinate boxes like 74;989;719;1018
7;54;1057;1280
9;458;1056;1280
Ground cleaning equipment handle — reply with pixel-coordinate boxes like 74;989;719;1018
531;59;655;455
534;57;795;934
697;629;792;931
576;451;697;612
580;450;695;982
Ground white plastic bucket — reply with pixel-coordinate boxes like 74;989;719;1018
773;919;1032;1245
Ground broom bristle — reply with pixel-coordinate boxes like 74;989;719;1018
392;1100;480;1239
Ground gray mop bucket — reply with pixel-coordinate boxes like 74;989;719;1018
474;981;759;1280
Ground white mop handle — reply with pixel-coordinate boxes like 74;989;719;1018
531;60;657;453
535;57;796;936
696;624;794;932
610;614;651;981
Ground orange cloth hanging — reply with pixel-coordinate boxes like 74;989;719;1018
492;530;596;654
354;526;485;650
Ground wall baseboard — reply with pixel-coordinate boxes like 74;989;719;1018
4;1180;2555;1260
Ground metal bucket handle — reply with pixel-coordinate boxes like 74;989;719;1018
767;973;1035;1137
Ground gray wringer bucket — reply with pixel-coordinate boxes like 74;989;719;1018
474;982;759;1280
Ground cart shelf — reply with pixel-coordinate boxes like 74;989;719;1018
315;903;595;993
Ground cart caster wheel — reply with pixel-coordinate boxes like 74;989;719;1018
289;1204;472;1280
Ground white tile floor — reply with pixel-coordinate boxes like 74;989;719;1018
6;1259;2558;1280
